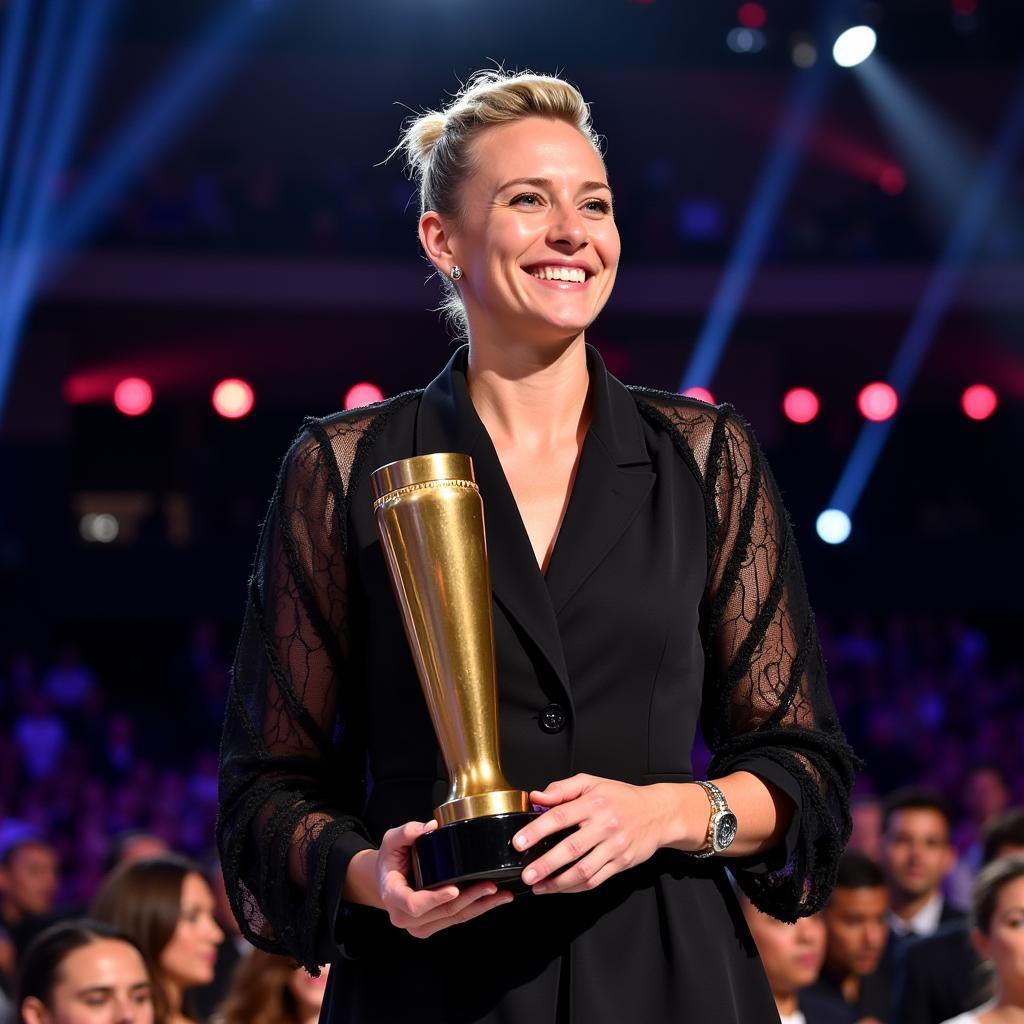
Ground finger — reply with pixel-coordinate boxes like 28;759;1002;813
411;889;515;939
521;822;604;886
387;875;460;919
529;774;592;807
512;798;591;855
552;859;620;895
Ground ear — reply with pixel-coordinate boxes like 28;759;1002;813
21;996;51;1024
418;211;457;274
970;926;990;962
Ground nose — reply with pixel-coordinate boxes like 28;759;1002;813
110;995;134;1024
546;199;588;250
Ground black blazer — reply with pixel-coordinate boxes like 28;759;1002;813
218;345;858;1023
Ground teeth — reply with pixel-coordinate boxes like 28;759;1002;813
529;266;587;283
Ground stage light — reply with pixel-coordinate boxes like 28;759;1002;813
816;509;851;545
344;382;384;410
878;165;907;195
961;384;997;420
783;387;820;424
212;378;254;419
737;3;766;29
682;386;716;405
727;27;766;53
833;26;876;68
80;512;119;544
858;382;898;421
952;0;976;13
113;377;153;416
791;38;818;69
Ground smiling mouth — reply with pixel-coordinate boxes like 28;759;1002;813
522;268;593;290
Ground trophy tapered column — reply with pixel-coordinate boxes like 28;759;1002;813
371;453;531;825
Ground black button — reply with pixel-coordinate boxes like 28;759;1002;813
539;703;567;734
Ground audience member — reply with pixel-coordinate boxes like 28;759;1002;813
880;789;963;948
949;767;1013;911
16;919;155;1024
892;808;1024;1024
191;863;249;1023
213;951;328;1024
101;835;171;879
851;796;884;863
0;828;61;958
936;856;1024;1023
737;887;847;1023
805;851;892;1022
91;856;223;1024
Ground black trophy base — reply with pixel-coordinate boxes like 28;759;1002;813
412;812;567;893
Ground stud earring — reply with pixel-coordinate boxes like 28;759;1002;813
450;265;462;281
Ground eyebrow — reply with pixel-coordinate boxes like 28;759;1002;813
495;176;612;197
74;984;151;997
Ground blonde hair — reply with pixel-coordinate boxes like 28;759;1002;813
389;67;605;337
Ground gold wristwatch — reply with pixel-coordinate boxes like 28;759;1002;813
690;780;738;859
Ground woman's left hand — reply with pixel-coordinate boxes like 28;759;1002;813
512;774;680;895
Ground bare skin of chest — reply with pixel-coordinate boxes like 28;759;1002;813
495;444;582;575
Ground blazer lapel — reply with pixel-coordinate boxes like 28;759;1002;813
544;346;655;615
414;347;572;697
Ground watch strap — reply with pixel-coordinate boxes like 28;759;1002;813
690;780;728;859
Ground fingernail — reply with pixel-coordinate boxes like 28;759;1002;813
533;884;549;895
514;834;528;850
523;868;537;883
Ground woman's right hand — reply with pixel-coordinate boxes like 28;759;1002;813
347;820;514;939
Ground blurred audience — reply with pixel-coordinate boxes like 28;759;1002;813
805;851;891;1022
91;857;223;1024
213;952;328;1024
0;829;61;959
892;809;1024;1024
16;920;155;1024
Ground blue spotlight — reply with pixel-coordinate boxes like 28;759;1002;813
827;70;1024;521
0;0;33;191
816;509;852;545
680;0;848;393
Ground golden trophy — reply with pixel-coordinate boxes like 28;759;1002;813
371;453;561;890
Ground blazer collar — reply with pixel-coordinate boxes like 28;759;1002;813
413;344;654;698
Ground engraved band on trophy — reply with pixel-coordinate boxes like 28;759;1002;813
371;452;561;890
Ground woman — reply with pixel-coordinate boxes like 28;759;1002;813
939;856;1024;1024
217;68;859;1022
17;920;155;1024
91;856;223;1024
214;952;328;1024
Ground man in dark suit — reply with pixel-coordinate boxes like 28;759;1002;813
879;789;964;950
891;807;1024;1024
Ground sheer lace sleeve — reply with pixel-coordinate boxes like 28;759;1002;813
699;405;860;919
216;413;381;972
635;391;860;920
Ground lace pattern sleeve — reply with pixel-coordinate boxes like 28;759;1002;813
216;414;380;972
699;405;860;919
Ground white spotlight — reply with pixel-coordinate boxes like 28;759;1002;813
816;509;851;545
832;25;876;67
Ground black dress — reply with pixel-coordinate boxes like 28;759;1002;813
217;344;858;1023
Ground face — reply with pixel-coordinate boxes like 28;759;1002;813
823;886;889;978
158;874;223;990
881;808;954;899
2;842;59;915
287;964;330;1015
744;903;826;994
968;770;1010;822
973;875;1024;991
849;802;883;862
421;115;620;350
21;939;154;1024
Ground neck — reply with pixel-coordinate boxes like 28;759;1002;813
300;1008;322;1024
890;888;938;922
465;335;590;448
0;897;22;926
775;989;798;1017
164;979;183;1017
825;961;861;1006
993;979;1024;1018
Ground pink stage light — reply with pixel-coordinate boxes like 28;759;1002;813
858;382;899;422
961;384;997;420
213;378;254;419
878;165;907;195
783;387;820;424
113;377;153;416
737;2;766;28
344;382;385;410
682;386;716;405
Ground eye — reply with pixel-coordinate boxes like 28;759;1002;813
585;198;612;214
510;192;542;207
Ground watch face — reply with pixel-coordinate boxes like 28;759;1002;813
714;812;738;850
